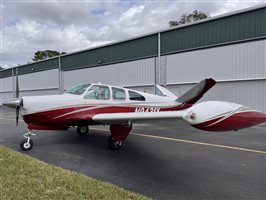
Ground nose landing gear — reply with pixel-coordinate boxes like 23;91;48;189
20;130;35;151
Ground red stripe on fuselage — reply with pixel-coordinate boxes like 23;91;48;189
23;103;192;128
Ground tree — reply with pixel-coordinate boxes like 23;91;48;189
169;10;209;27
32;50;66;61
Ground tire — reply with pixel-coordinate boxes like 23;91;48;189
77;126;89;136
20;139;33;151
107;135;123;150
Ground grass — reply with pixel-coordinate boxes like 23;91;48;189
0;146;150;200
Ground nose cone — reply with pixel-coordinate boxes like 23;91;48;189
3;99;22;108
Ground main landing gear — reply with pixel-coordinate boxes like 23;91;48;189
107;135;124;150
76;125;89;136
20;130;35;151
108;124;132;151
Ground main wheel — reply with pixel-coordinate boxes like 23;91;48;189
107;135;123;150
20;139;33;151
77;126;89;136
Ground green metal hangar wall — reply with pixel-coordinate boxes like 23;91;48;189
0;5;265;112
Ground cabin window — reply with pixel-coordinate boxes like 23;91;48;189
84;85;110;100
112;87;126;100
128;91;145;101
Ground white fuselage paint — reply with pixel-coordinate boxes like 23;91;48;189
21;84;180;116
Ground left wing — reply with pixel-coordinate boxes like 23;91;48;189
93;111;185;124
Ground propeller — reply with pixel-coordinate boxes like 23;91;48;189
3;70;23;126
15;72;22;126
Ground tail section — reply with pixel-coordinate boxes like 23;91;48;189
176;78;216;104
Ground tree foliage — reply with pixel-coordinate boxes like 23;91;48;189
32;50;66;61
169;10;209;27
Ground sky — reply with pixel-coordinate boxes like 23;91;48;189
0;0;265;68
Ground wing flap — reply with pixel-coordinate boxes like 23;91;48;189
93;111;185;124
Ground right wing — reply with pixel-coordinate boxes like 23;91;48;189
93;111;185;124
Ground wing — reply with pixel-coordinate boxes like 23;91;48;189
93;111;185;124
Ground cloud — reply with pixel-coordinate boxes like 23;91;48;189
1;0;265;68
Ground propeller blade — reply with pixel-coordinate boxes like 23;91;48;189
16;106;19;126
16;73;19;98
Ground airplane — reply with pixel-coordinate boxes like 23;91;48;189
3;77;266;151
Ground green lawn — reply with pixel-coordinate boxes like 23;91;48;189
0;146;150;200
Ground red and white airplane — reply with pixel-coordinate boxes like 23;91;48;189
3;78;266;151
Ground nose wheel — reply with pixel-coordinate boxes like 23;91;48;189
20;139;33;151
20;130;35;151
107;135;124;150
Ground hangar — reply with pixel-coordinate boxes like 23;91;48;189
0;4;265;112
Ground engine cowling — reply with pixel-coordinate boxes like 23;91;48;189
183;101;266;132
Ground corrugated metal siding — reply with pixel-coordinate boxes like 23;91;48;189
166;40;265;83
161;7;266;54
19;69;59;91
63;58;155;89
0;77;13;92
61;35;158;71
0;92;14;104
19;89;59;98
168;80;266;112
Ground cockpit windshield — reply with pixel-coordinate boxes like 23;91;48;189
64;84;91;95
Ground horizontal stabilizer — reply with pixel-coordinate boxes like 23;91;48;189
156;85;177;99
176;78;216;104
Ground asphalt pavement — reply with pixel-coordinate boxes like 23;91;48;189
1;106;266;200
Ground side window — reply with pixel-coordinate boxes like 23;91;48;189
128;91;145;101
112;87;126;100
84;85;110;100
